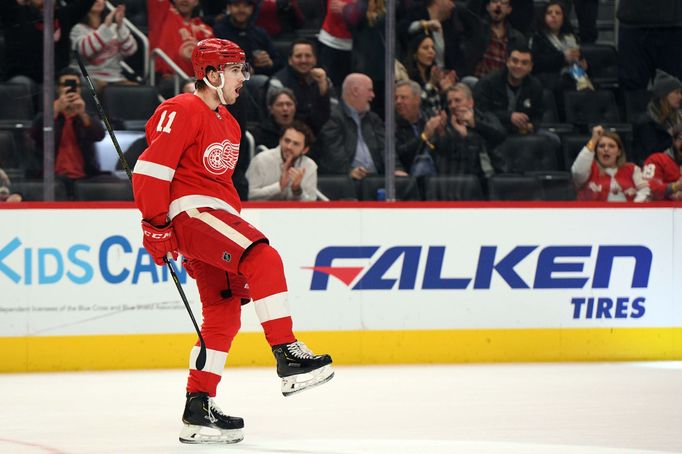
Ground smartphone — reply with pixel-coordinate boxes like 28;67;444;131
64;79;78;93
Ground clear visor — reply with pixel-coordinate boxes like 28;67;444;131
223;63;251;81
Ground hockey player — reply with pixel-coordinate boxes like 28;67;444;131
643;124;682;201
132;38;334;445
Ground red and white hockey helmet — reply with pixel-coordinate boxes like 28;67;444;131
191;38;246;80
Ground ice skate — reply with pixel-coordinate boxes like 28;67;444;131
179;392;244;444
272;341;334;396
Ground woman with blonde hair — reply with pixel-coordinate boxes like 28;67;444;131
572;125;650;202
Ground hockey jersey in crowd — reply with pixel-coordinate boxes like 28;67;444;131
643;149;682;200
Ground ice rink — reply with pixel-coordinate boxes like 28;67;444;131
1;363;682;454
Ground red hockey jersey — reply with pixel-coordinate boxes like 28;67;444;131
147;0;213;75
133;94;242;226
643;150;682;200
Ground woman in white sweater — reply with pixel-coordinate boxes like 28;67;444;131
70;0;138;93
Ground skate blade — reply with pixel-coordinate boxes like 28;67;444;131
179;424;244;444
281;364;334;397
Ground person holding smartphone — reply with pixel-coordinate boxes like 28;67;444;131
30;67;105;196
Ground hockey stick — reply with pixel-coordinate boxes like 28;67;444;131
74;51;207;371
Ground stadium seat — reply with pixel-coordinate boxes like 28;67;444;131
488;174;544;201
74;179;134;201
359;176;420;201
561;134;590;171
102;85;160;130
425;174;483;201
316;175;358;200
564;90;620;128
13;179;68;201
525;171;576;201
0;130;19;168
580;44;619;88
495;135;559;174
0;83;34;128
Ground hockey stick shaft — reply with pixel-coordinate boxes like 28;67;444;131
74;51;207;371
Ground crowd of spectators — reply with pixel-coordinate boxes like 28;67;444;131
1;0;682;202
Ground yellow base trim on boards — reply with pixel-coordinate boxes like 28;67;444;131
2;327;682;373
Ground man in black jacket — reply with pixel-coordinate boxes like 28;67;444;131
268;38;331;134
315;73;404;178
474;43;544;135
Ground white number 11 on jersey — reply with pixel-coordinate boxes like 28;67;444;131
156;110;177;133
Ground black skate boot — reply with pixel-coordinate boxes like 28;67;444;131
179;392;244;444
272;341;334;396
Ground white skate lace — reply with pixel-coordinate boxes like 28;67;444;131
207;397;224;424
288;341;315;359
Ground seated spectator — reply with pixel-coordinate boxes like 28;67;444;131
643;124;682;200
1;0;95;100
315;73;405;179
530;1;591;93
30;68;106;196
403;33;456;114
70;0;138;94
572;125;650;202
394;80;446;171
474;43;544;136
250;87;297;150
0;169;23;203
435;83;508;177
268;39;331;133
254;0;304;38
246;120;317;200
634;71;682;161
462;0;526;80
213;0;284;77
147;0;213;87
397;0;462;74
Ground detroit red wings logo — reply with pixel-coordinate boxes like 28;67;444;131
203;140;240;175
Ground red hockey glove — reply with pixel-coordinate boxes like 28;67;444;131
141;220;178;265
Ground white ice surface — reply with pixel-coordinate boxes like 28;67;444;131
1;363;682;454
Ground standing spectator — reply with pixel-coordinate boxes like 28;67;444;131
254;0;304;38
398;0;462;74
317;0;355;89
70;0;138;94
617;0;682;90
530;1;589;93
572;126;650;202
250;87;297;150
1;0;95;96
439;83;507;176
474;43;544;136
246;121;317;201
562;0;599;44
394;80;446;171
268;39;331;133
346;0;388;118
643;124;682;201
316;73;404;178
213;0;284;77
462;0;527;80
0;169;23;203
147;0;213;80
403;33;456;115
634;71;682;162
30;68;106;196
